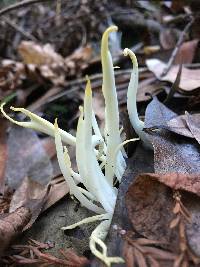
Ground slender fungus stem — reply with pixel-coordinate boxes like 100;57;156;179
101;26;126;185
124;48;152;148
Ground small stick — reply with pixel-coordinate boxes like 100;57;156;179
2;16;38;42
161;17;194;77
0;0;54;17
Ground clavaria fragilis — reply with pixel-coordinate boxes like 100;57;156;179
0;26;148;266
123;48;152;148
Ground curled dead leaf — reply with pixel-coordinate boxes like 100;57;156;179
146;59;200;92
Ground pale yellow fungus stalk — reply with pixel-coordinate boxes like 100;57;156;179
123;48;152;147
54;118;104;214
101;26;126;186
1;103;76;146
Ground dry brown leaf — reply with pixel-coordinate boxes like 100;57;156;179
5;126;53;190
174;39;199;64
0;60;24;95
185;112;200;145
0;207;31;256
137;77;163;102
167;115;193;138
9;177;47;213
122;231;176;267
144;98;200;174
9;177;50;230
9;244;89;267
65;45;92;65
17;42;93;85
166;112;200;144
126;173;200;257
134;247;147;267
18;41;64;66
146;59;200;91
42;177;69;211
143;173;200;198
126;174;177;247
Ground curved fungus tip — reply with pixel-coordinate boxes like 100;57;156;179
101;25;118;52
123;48;129;57
103;25;118;37
1;102;5;108
123;48;138;67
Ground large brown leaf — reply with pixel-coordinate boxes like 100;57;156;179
5;125;53;190
146;59;200;92
144;98;200;174
126;173;200;256
186;112;200;145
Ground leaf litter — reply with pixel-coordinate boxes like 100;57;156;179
0;1;200;266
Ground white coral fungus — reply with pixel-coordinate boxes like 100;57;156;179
1;26;143;266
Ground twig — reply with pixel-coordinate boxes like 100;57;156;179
0;0;54;17
2;16;38;42
164;64;182;104
161;17;194;77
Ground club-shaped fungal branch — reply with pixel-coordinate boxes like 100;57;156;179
55;77;124;265
0;103;105;158
101;26;126;185
123;48;152;148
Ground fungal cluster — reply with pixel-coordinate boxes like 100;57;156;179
1;26;148;266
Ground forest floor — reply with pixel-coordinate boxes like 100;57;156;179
0;1;200;266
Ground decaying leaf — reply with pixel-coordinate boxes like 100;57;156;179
126;173;200;257
0;60;24;95
185;112;200;145
174;39;199;65
146;59;200;91
7;241;89;267
64;44;93;74
18;41;64;66
169;192;200;267
42;176;69;211
122;230;176;267
167;114;193;138
141;173;200;199
102;145;154;263
5;126;53;190
17;41;93;85
144;98;200;173
9;176;49;230
0;207;31;256
137;77;163;102
166;112;200;144
126;174;177;248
